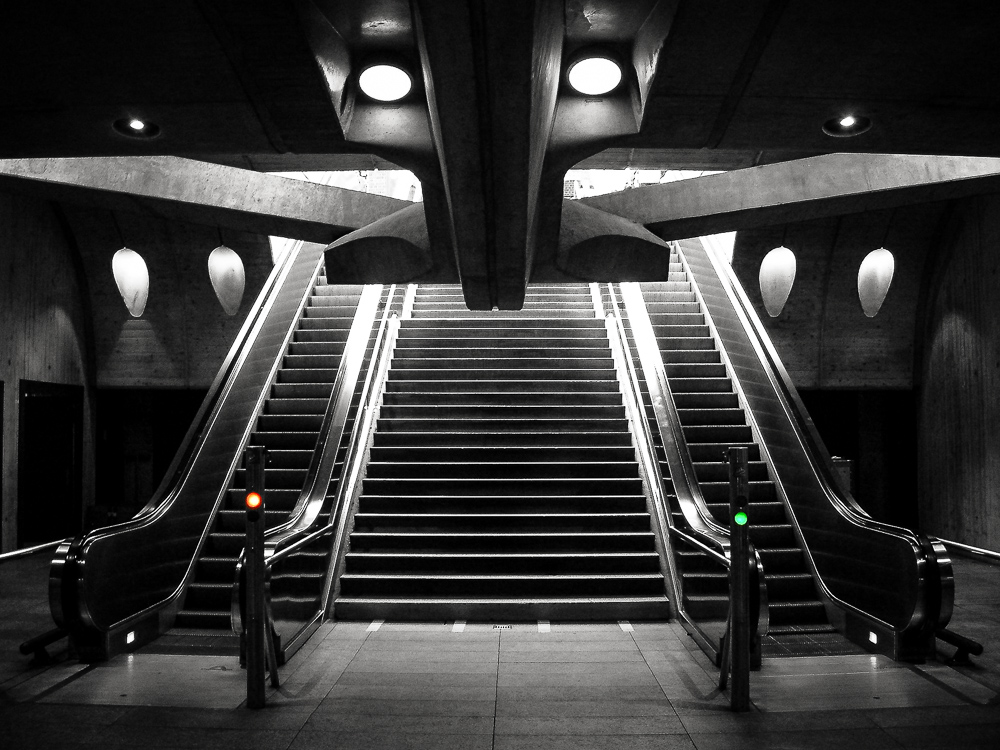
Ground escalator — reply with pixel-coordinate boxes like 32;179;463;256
50;242;386;660
331;283;671;621
174;283;364;632
614;238;953;661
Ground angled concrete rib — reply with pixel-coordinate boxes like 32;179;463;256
0;156;410;242
580;154;1000;238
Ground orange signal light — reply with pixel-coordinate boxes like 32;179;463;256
246;492;262;510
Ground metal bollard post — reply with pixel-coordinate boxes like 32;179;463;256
244;445;266;709
727;446;751;712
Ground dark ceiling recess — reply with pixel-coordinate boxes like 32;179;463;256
1;2;1000;306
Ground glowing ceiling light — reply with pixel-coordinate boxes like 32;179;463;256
113;117;160;138
112;247;149;317
208;245;246;315
358;64;413;102
858;248;895;317
823;113;871;137
567;55;623;96
759;246;796;317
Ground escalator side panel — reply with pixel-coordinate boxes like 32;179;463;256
679;238;941;654
54;244;327;658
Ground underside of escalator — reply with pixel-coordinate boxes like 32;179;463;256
617;250;837;646
333;283;670;621
169;276;366;642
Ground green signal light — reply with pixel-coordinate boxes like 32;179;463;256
734;511;748;526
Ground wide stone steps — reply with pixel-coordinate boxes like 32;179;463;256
334;282;670;621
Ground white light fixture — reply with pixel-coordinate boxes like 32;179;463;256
759;246;796;317
358;64;412;102
112;247;149;317
208;245;246;316
823;113;871;137
858;247;895;317
567;55;623;96
112;117;161;139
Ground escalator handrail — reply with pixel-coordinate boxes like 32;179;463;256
599;284;687;609
231;304;401;638
618;283;731;545
53;241;323;635
605;283;768;645
257;284;387;548
321;314;400;613
687;237;951;633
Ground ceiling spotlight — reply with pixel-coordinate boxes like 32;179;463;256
567;54;623;96
822;114;871;137
113;117;161;139
358;64;413;102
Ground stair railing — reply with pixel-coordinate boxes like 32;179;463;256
231;296;401;658
606;283;767;661
680;237;953;659
231;284;395;662
51;241;328;660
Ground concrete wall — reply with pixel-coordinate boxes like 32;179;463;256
732;204;949;389
60;206;273;388
917;194;1000;551
0;192;94;551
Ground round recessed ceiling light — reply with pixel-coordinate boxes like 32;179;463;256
113;117;161;139
822;114;871;137
567;55;623;96
358;64;413;102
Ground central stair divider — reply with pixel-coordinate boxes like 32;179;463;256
331;283;670;621
232;284;398;662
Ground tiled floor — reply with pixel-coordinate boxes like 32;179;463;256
1;557;998;749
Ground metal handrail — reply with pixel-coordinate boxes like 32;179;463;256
232;304;401;649
322;314;401;613
618;283;730;543
599;283;686;622
0;539;63;563
260;284;387;546
604;283;768;656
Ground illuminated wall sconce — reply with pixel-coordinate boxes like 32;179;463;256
858;247;894;317
208;245;246;315
112;247;149;317
759;246;796;317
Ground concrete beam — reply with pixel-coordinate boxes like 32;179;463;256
580;154;1000;238
0;157;410;242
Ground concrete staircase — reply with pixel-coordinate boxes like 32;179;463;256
334;283;670;621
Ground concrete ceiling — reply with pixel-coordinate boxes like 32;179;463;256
3;1;999;308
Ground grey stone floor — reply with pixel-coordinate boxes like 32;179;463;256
1;555;998;749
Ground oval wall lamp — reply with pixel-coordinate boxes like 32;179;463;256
858;247;894;317
567;52;624;96
112;247;149;317
208;245;246;316
358;63;413;102
759;246;796;317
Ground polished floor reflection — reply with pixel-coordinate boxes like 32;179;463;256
1;556;997;749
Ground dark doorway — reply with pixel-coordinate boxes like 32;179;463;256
18;380;84;547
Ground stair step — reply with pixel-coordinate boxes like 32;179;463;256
333;597;671;621
345;552;662;574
